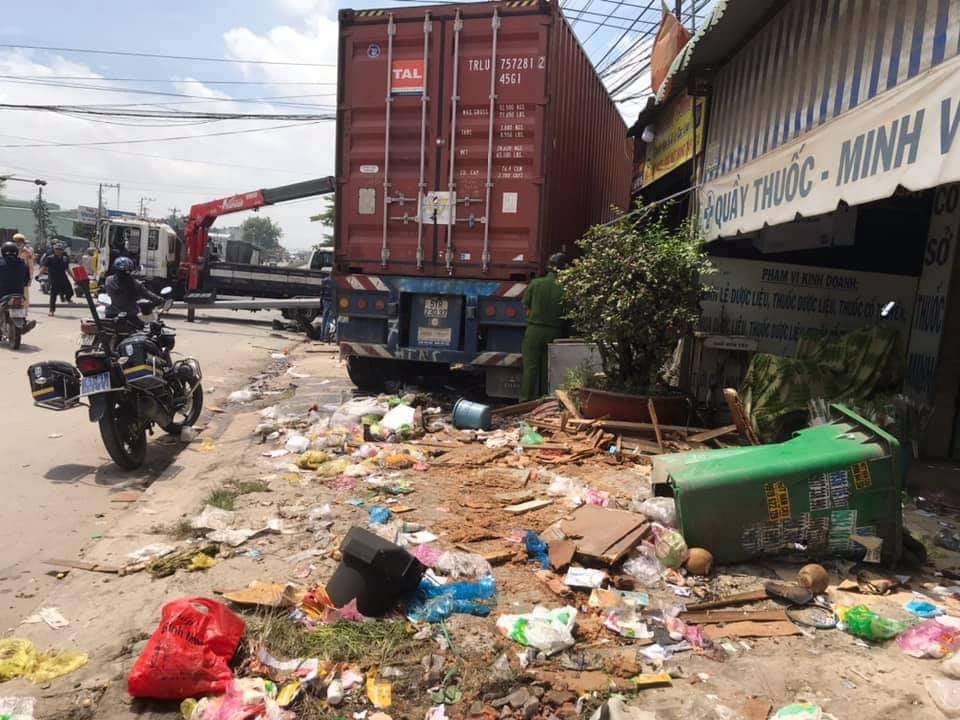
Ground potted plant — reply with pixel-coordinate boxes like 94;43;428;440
558;208;712;423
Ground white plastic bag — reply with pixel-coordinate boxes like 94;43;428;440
635;497;677;527
496;605;577;655
228;389;258;403
285;434;310;453
434;550;493;579
929;677;960;717
622;543;664;587
381;404;416;431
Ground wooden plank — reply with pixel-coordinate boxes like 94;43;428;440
703;620;801;639
687;424;738;443
492;399;544;417
619;436;664;454
680;609;789;625
555;390;582;419
724;388;760;445
559;505;647;564
568;418;709;435
685;588;769;611
504;499;553;515
647;399;664;452
44;558;120;574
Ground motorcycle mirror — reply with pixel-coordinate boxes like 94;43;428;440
97;293;112;305
160;286;173;296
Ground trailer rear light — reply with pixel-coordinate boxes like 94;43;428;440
374;299;386;311
10;297;23;308
356;298;368;310
484;305;497;318
76;354;109;376
505;306;519;318
338;297;350;310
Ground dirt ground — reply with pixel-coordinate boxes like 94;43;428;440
5;342;959;720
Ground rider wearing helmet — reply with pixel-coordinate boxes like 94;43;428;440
104;256;164;319
0;241;30;298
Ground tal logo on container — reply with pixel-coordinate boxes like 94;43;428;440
391;59;425;95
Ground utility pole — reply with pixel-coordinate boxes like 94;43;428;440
138;196;156;219
97;182;120;238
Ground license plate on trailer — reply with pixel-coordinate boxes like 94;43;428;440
423;297;449;319
8;309;25;318
80;334;96;346
80;372;111;396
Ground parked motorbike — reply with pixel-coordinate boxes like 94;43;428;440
1;293;35;349
27;273;204;470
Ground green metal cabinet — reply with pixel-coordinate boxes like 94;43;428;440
655;405;902;565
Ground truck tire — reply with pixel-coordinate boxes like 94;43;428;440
346;356;390;392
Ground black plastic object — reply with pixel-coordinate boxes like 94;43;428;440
326;526;426;617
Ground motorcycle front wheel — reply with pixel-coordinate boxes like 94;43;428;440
99;397;147;470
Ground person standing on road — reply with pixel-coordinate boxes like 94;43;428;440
0;241;30;297
12;233;34;304
40;244;73;316
519;252;568;402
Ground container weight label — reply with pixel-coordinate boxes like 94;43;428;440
851;462;872;489
764;481;791;522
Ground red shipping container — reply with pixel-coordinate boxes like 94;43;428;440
335;0;633;280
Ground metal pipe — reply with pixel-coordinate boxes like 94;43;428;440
381;14;396;268
445;10;463;273
481;9;500;273
415;12;432;270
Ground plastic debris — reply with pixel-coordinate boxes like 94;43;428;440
366;672;392;709
634;497;676;526
905;599;944;618
381;404;417;432
434;550;493;579
524;531;550;569
22;607;69;630
180;426;199;442
368;505;393;525
603;607;653;639
297;450;330;469
285;434;310;453
191;505;236;532
771;704;823;720
927;677;960;717
651;523;687;569
228;389;258;403
496;605;577;655
622;544;664;587
126;543;177;563
0;697;35;720
564;567;607;588
407;576;496;622
0;639;88;684
840;604;908;642
188;678;287;720
896;618;960;658
519;423;544;446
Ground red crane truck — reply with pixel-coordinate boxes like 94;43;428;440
333;0;632;396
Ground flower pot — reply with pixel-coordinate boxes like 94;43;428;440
578;388;689;425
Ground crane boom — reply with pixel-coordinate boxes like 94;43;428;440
181;176;336;291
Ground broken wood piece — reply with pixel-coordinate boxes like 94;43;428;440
647;399;664;452
619;436;664;454
703;620;801;639
504;499;553;515
684;588;770;611
687;424;739;443
44;558;120;574
568;418;708;435
558;504;648;564
548;539;577;571
555;389;582;419
680;609;789;625
221;581;303;608
493;399;548;417
723;388;760;445
495;489;535;505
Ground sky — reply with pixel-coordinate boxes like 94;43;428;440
0;0;708;250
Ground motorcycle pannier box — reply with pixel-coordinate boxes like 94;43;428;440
118;335;167;390
28;361;81;410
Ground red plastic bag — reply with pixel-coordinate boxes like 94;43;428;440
127;597;245;699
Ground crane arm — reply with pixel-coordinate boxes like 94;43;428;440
181;176;336;291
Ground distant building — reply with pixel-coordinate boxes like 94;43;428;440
0;198;78;246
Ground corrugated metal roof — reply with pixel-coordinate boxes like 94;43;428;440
654;0;785;102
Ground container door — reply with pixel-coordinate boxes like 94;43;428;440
437;8;548;275
339;12;445;274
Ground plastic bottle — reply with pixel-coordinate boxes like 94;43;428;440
843;604;908;641
408;595;492;622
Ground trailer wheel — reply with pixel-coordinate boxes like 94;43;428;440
346;356;390;392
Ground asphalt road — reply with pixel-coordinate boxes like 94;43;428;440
0;291;296;629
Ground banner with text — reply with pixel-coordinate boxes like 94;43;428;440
642;94;706;187
699;257;918;357
699;54;960;240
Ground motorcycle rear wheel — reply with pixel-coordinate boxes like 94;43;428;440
6;320;21;350
164;384;204;435
99;398;147;470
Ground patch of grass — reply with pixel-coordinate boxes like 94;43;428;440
235;479;271;495
246;612;422;667
168;518;207;540
205;487;240;511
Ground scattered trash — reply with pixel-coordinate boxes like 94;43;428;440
127;543;177;563
497;606;577;655
128;597;244;699
407;576;496;622
179;426;199;442
771;704;824;720
297;450;329;469
221;581;302;608
685;547;713;576
564;567;607;588
0;639;87;684
839;604;908;642
47;433;62;439
905;599;944;618
927;677;960;717
634;497;676;526
22;607;69;630
191;505;236;532
368;505;393;525
797;564;830;594
366;671;392;709
896;619;960;658
228;389;259;404
0;697;34;720
524;531;550;569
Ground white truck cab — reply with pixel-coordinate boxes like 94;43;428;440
95;219;179;288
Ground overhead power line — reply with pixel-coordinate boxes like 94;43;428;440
0;120;328;148
0;103;335;121
0;74;336;86
0;43;335;67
